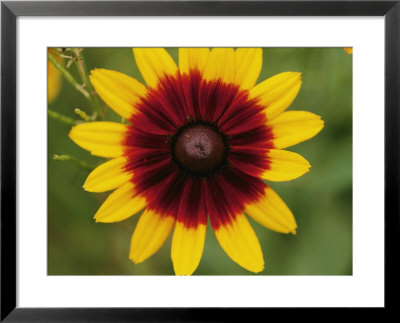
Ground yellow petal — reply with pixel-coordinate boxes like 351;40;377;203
344;48;353;54
235;48;262;89
171;222;206;275
90;68;146;119
48;49;62;102
179;48;210;74
245;186;297;234
213;214;264;273
269;111;324;149
202;48;235;84
94;182;147;223
250;72;302;119
130;209;175;264
69;121;128;158
83;157;132;193
261;149;311;182
133;48;178;88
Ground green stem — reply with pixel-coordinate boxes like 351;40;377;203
48;109;77;126
48;52;90;99
74;108;91;121
71;48;103;119
52;154;96;171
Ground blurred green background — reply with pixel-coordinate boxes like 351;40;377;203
48;48;352;275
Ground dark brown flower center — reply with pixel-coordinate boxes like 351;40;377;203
172;122;228;176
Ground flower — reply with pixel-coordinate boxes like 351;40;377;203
344;48;353;54
69;48;324;275
48;49;62;102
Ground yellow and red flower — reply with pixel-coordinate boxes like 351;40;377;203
69;48;324;275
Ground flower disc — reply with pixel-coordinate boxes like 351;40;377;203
172;123;228;176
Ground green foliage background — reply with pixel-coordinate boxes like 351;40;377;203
48;48;352;275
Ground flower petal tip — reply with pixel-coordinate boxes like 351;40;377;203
68;126;76;138
172;262;198;276
129;250;150;265
290;72;302;85
288;224;298;235
294;71;302;77
249;262;265;274
82;181;92;191
315;115;325;131
129;255;142;265
88;69;99;82
68;126;84;147
172;250;201;276
311;116;324;140
89;68;108;79
93;214;117;223
320;118;325;129
344;48;353;55
93;212;109;223
174;272;193;276
288;71;302;81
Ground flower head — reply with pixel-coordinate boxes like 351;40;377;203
69;48;324;275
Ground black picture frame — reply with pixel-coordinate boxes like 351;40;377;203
1;0;399;321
